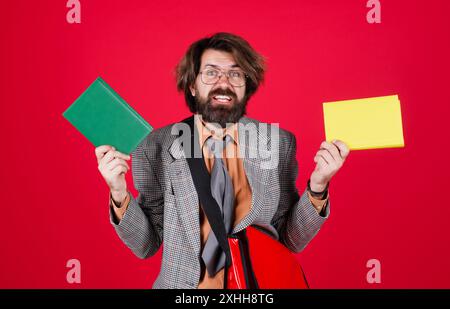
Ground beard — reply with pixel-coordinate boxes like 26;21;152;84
194;87;248;128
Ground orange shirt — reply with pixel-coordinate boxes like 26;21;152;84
196;117;252;288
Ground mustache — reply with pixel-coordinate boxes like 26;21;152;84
208;88;237;100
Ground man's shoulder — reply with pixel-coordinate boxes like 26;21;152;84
131;119;183;158
141;119;186;143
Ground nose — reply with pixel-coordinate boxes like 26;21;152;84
216;73;232;87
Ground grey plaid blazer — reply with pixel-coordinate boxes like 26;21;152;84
109;116;330;289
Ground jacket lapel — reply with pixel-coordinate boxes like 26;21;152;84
232;117;272;233
168;133;201;257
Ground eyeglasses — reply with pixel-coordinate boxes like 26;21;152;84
199;68;247;87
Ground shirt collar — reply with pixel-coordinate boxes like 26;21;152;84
195;114;239;148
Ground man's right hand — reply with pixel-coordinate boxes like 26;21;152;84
95;145;131;204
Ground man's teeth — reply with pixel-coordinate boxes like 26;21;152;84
213;95;232;102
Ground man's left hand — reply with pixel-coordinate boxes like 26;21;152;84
309;140;350;192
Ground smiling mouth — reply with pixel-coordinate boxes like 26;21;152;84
212;95;233;104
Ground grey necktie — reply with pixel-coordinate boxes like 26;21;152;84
202;134;235;276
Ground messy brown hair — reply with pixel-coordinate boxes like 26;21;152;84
176;32;266;112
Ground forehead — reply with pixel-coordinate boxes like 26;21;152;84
200;49;238;68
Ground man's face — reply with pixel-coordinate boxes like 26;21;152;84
190;49;248;127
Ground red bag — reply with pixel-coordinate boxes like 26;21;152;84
225;226;309;289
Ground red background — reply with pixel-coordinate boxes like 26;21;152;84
1;0;449;288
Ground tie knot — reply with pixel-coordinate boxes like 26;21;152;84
205;135;233;157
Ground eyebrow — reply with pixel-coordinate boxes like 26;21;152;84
204;63;241;69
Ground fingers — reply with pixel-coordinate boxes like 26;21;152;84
314;152;330;169
318;140;350;164
97;146;131;166
332;140;350;159
95;145;114;161
107;158;130;172
314;139;350;169
320;141;341;162
316;149;334;165
313;140;349;182
99;150;117;169
111;164;129;176
314;155;328;169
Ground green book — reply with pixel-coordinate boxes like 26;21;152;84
63;77;152;155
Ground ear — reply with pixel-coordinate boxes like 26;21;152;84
189;85;195;97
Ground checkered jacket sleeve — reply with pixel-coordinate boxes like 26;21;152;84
271;131;330;253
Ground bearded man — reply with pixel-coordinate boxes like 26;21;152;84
95;32;349;289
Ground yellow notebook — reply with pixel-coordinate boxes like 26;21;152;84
323;95;405;150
